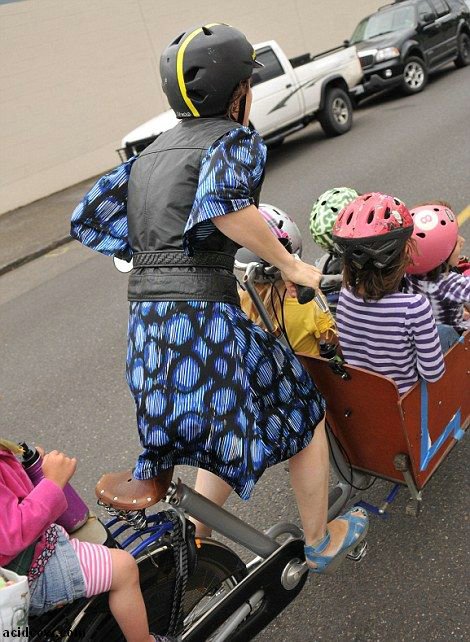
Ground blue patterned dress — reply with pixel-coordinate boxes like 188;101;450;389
71;128;324;499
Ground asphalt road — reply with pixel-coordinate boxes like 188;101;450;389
1;64;469;641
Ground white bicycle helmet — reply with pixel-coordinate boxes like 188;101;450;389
235;204;302;270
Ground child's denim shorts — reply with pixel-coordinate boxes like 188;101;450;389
29;527;86;615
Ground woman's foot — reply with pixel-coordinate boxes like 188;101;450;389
304;507;368;574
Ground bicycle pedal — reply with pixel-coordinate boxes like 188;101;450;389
346;540;368;562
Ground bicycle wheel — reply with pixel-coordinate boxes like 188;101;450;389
67;539;247;640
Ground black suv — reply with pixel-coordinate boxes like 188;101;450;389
349;0;470;98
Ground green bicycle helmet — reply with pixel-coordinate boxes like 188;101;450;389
160;23;262;119
309;187;359;251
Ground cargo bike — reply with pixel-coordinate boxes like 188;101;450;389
29;259;468;641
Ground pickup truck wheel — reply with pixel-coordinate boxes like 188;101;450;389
454;32;470;68
401;56;428;95
318;87;353;137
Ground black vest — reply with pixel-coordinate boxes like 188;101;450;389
127;117;262;304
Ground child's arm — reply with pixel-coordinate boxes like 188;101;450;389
70;158;136;260
0;479;66;559
0;451;75;559
406;296;445;384
438;272;470;303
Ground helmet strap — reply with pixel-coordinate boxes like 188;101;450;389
237;95;247;125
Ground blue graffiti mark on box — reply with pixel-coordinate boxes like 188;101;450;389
419;380;465;472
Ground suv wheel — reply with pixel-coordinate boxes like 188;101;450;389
454;32;470;68
318;87;353;137
401;56;428;95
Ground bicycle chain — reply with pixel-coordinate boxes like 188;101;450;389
165;510;188;636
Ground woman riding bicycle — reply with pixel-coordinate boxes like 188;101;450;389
71;22;367;572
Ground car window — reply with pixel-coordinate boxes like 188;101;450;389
431;0;450;15
417;0;437;20
350;6;416;43
251;48;285;86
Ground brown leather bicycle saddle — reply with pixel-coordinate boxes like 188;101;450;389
95;468;174;511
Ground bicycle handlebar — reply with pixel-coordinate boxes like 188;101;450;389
295;284;315;304
243;261;329;312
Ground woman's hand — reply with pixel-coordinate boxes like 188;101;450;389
281;258;322;299
42;450;77;488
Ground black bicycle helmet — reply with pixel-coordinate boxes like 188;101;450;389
160;23;263;119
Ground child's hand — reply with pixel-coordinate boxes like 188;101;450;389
36;445;45;458
42;450;77;488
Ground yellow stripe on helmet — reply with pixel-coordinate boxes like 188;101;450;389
176;23;221;117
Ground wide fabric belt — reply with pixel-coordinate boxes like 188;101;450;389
128;251;239;306
133;250;235;271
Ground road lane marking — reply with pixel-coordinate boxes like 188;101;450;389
457;205;470;227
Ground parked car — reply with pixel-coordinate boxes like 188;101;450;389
348;0;470;99
118;40;363;160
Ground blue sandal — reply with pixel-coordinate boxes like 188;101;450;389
304;507;368;575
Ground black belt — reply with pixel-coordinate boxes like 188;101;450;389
133;251;235;271
128;250;240;305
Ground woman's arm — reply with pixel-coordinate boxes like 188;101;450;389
185;128;322;296
213;205;322;296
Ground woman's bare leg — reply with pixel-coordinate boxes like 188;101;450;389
289;416;329;545
193;419;365;562
193;468;232;537
289;416;365;565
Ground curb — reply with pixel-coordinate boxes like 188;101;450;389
0;236;73;278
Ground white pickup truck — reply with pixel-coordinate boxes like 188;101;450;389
118;40;363;160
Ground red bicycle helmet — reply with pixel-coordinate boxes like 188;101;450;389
332;192;413;268
406;204;458;274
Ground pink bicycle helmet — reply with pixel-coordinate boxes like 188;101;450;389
406;204;458;275
332;192;413;268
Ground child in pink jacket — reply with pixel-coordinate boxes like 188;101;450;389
0;440;172;642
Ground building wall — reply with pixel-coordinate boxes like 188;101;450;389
0;0;383;214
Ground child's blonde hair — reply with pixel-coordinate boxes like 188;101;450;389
0;439;24;455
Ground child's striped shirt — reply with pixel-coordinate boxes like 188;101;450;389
337;288;445;395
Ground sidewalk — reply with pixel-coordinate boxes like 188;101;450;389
2;178;469;278
0;175;99;276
